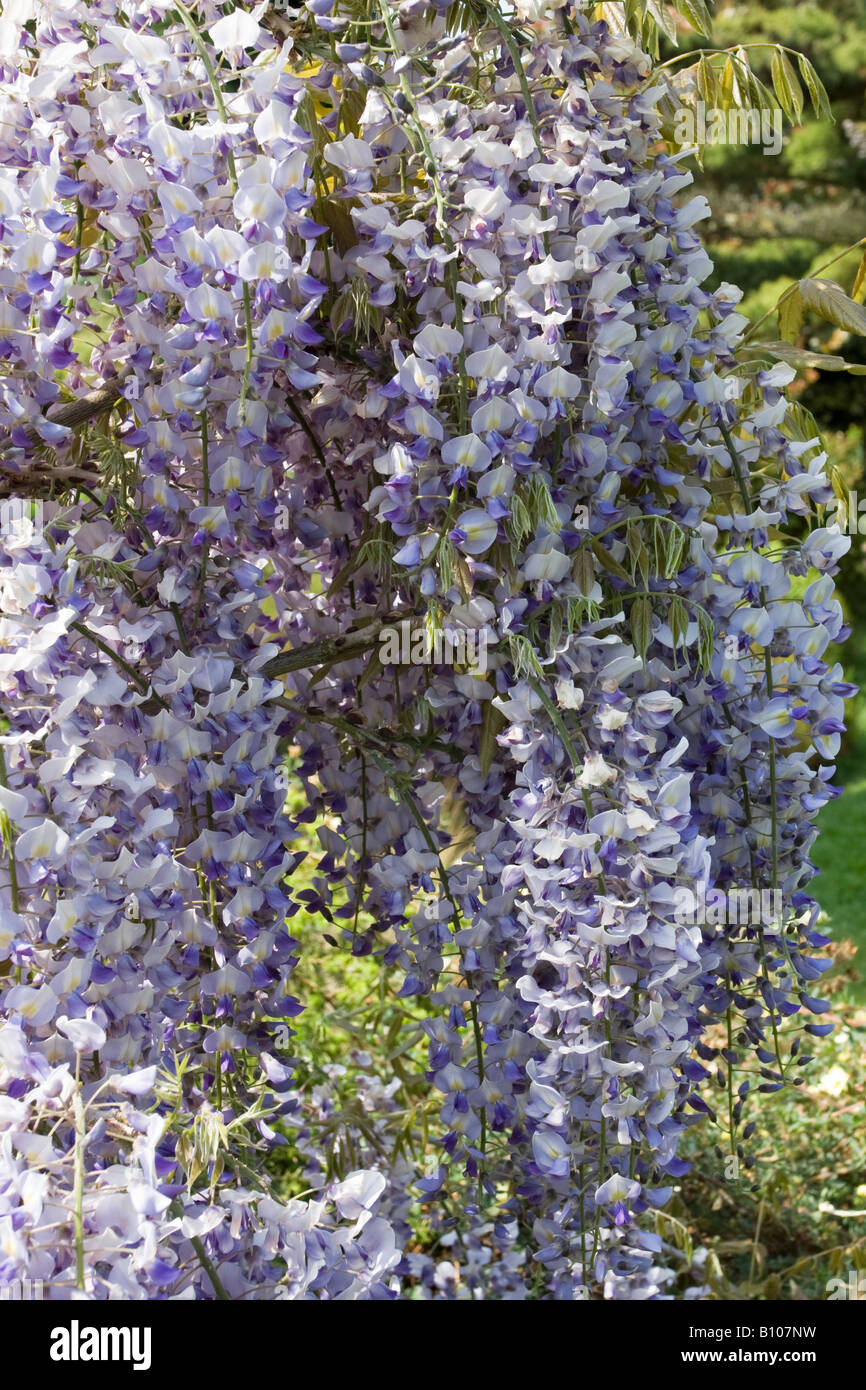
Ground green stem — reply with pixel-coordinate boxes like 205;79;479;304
484;6;544;157
239;283;254;420
70;621;169;708
196;409;210;627
0;750;19;915
169;1198;230;1300
72;199;85;284
284;396;343;512
726;994;736;1159
73;1061;86;1292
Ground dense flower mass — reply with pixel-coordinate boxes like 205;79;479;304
0;0;850;1299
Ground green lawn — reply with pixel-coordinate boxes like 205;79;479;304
813;750;866;999
811;608;866;998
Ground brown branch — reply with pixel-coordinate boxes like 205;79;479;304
261;610;422;679
0;377;127;499
43;381;124;435
15;379;125;444
0;461;103;501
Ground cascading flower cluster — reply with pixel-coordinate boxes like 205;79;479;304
0;0;850;1299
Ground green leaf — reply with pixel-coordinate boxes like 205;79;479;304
797;277;866;337
720;56;736;113
745;341;866;374
509;491;532;547
339;85;365;138
573;548;595;597
663;524;686;580
296;91;328;159
830;465;849;507
592;537;630;582
630;596;653;665
313;194;358;256
329;288;352;338
676;0;713;38
638;12;661;61
479;701;506;775
508;633;544;681
771;49;803;125
697;608;715;673
668;595;688;655
748;72;779;115
782;400;825;455
697;53;717;106
526;675;582;773
777;285;804;343
797;54;833;122
623;0;642;32
548;601;563;661
642;0;678;46
627;524;651;588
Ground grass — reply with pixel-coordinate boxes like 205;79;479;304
813;752;866;999
676;997;866;1299
811;591;866;1000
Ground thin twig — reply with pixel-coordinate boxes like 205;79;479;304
260;610;422;679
